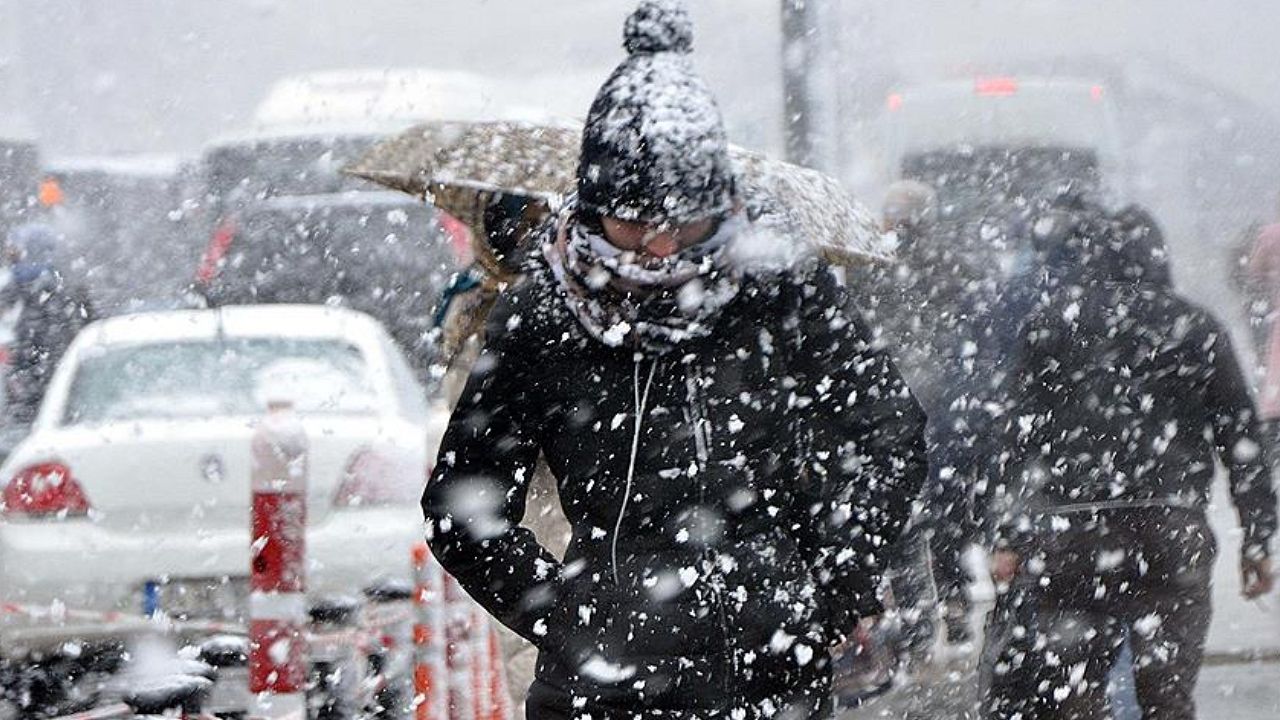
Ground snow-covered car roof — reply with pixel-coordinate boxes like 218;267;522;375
242;189;427;213
251;67;552;130
206;122;405;149
74;305;388;350
45;154;184;178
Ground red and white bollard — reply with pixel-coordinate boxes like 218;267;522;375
412;542;447;720
485;625;511;720
470;605;492;720
249;400;309;717
444;575;475;720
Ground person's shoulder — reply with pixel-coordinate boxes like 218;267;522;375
754;258;840;296
485;251;577;350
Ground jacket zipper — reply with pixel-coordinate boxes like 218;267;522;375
685;364;738;693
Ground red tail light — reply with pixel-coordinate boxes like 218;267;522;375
334;450;417;508
975;76;1019;97
2;462;91;518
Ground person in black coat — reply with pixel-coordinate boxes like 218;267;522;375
2;223;94;426
978;203;1277;720
421;2;929;718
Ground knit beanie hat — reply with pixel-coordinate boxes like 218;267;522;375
576;0;736;226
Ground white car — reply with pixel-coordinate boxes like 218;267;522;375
0;305;448;618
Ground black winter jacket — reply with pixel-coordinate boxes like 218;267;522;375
993;276;1277;562
423;259;928;717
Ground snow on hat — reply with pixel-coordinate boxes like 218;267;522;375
577;0;735;226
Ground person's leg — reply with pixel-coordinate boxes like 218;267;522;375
977;585;1036;720
1127;584;1212;720
1036;603;1123;720
929;523;974;644
923;427;978;645
887;522;937;668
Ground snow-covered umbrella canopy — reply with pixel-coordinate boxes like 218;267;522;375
345;119;892;267
344;120;579;234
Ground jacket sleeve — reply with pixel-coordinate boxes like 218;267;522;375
1204;321;1278;560
979;304;1062;553
788;268;930;637
421;287;562;645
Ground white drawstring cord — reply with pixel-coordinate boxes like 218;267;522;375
611;357;658;586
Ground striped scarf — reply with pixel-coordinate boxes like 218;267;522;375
545;206;745;353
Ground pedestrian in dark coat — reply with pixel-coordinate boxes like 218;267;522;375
3;223;94;426
422;2;929;717
853;180;979;663
978;204;1277;720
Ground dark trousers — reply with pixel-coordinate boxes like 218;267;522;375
980;566;1212;720
981;506;1218;719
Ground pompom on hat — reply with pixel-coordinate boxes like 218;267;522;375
577;0;736;227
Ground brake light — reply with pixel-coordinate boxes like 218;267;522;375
975;76;1018;97
334;450;417;508
195;219;237;284
886;93;904;112
1090;84;1105;102
2;462;91;518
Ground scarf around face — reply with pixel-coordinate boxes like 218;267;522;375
544;205;745;353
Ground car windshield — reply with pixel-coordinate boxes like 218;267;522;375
62;338;379;425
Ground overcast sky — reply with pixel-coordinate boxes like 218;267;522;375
1;0;1278;162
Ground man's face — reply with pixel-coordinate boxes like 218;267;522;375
601;216;718;260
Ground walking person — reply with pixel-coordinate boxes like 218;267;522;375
854;180;981;659
2;223;94;426
422;2;929;717
978;203;1277;720
1246;192;1280;435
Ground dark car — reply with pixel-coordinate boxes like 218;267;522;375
42;156;187;314
0;138;40;239
197;191;459;380
189;128;386;236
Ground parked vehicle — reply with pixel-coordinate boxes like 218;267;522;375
881;76;1125;277
0;305;449;617
42;155;186;314
195;191;459;379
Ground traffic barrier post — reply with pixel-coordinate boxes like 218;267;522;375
249;401;309;718
411;542;447;720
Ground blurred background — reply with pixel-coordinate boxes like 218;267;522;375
3;0;1280;309
2;4;1280;717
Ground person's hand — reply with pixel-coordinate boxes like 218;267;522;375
831;616;877;656
1242;556;1274;599
990;549;1021;588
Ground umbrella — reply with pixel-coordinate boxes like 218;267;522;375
345;120;892;268
730;149;890;267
